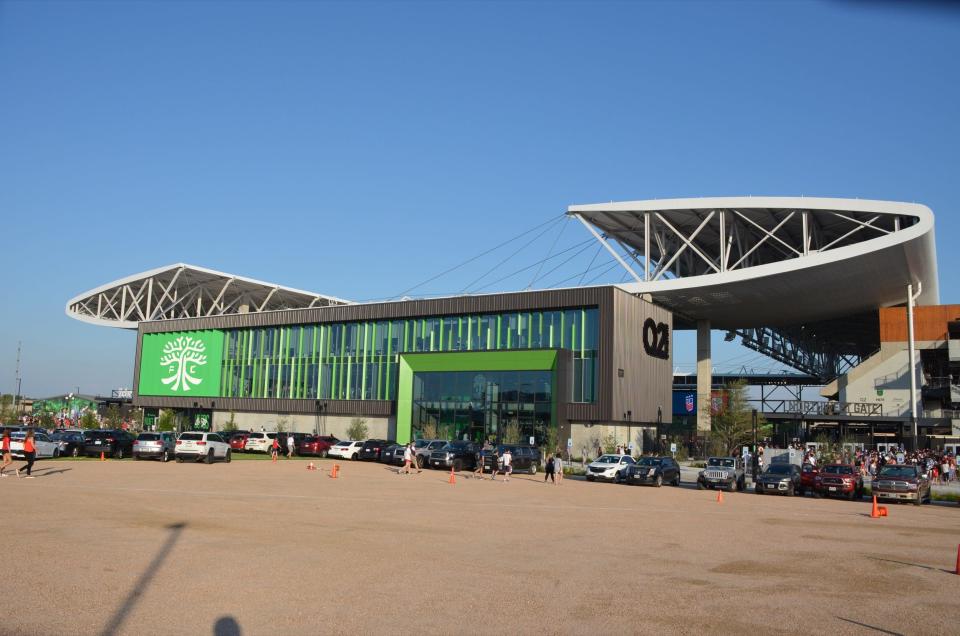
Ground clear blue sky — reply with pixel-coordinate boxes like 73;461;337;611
1;0;958;398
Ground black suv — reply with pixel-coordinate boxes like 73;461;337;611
83;429;136;459
358;439;395;461
625;456;681;487
482;445;542;475
755;462;802;496
429;441;480;471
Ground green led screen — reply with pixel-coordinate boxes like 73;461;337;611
139;330;224;397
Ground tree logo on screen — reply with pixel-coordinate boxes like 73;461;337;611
159;336;208;392
643;318;670;360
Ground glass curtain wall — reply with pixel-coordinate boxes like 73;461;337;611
220;307;598;402
411;370;552;444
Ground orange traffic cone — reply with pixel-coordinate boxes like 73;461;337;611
100;451;106;462
448;467;456;485
330;464;339;479
716;490;723;504
879;506;888;517
870;495;880;518
955;544;959;575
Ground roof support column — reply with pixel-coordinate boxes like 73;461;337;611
644;212;650;281
697;320;712;434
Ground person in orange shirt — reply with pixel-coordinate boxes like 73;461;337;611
270;436;279;461
17;430;36;479
0;430;12;477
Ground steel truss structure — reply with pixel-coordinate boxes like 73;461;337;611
569;197;938;381
66;264;349;329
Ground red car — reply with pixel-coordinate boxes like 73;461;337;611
229;434;250;453
799;463;819;496
813;463;864;500
297;435;338;457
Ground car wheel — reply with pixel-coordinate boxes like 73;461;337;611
586;475;594;482
162;450;169;463
134;454;141;461
114;448;124;460
530;462;537;475
205;450;214;465
225;449;232;463
696;480;704;490
321;450;328;459
726;479;736;493
673;474;681;487
755;484;763;495
786;484;795;497
176;456;183;463
352;453;359;460
848;488;857;501
453;459;463;472
798;486;805;496
738;477;745;491
914;493;923;506
654;474;663;488
416;456;425;469
614;472;622;484
71;447;79;457
53;448;60;459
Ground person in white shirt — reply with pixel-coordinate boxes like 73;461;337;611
287;433;295;458
502;448;513;482
553;451;563;485
400;443;420;475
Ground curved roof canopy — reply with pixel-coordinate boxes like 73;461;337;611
66;263;350;329
569;197;938;330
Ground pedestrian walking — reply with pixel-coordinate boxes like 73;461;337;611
17;430;36;479
1;429;12;477
271;436;280;461
554;451;563;485
544;454;555;484
399;442;420;475
287;433;295;458
473;445;484;479
502;448;513;482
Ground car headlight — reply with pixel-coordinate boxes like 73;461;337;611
647;468;656;476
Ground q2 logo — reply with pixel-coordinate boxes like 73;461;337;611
643;318;670;359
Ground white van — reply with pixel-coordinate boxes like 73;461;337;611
244;431;279;453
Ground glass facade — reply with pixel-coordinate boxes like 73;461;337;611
219;307;598;403
411;370;552;444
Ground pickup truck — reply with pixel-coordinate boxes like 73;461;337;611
873;464;931;506
812;463;864;500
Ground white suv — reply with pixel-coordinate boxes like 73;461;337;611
585;454;636;482
244;432;279;453
175;432;232;464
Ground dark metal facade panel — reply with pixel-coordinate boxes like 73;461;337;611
609;289;673;425
138;287;609;334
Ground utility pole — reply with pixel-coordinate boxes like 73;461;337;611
907;282;922;451
12;341;21;418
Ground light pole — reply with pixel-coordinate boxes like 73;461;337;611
907;282;922;451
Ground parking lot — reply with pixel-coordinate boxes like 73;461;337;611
5;458;959;635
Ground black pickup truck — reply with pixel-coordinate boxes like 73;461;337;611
429;441;480;471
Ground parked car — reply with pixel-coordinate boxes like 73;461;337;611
328;440;364;460
626;456;681;487
481;445;542;475
229;433;250;453
83;429;136;459
755;463;802;496
133;432;176;462
244;432;280;453
359;439;396;461
50;430;86;457
10;431;61;459
298;435;338;457
697;456;746;492
429;440;480;471
799;463;820;496
873;464;931;506
175;432;232;464
585;454;636;482
813;463;864;500
380;443;407;465
414;439;449;468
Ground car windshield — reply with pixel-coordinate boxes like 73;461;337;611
429;441;446;449
879;466;918;478
595;455;621;464
249;433;265;439
180;433;203;441
766;464;793;475
445;441;470;450
823;465;854;475
638;458;661;466
708;458;735;468
138;433;159;441
86;431;114;440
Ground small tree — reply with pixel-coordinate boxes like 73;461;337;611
502;421;521;445
711;380;768;456
420;420;438;441
276;415;289;433
80;410;100;430
38;411;55;429
105;404;123;428
347;417;368;441
128;407;144;431
157;410;176;432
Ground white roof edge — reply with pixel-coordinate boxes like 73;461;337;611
568;196;932;218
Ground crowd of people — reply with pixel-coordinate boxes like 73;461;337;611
798;444;958;482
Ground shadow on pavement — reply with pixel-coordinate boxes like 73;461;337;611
835;617;903;635
213;616;242;636
34;468;72;477
867;556;955;575
100;522;187;636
